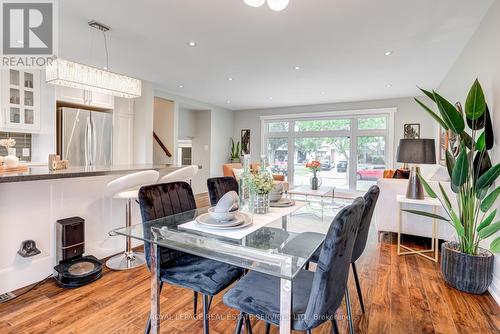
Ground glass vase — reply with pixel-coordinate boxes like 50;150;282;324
250;192;270;214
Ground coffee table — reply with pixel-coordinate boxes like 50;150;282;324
288;185;343;220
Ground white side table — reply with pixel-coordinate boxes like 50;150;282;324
397;195;442;262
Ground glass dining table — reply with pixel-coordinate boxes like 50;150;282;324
111;202;349;334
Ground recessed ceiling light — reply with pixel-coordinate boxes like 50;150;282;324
269;97;273;100
187;41;197;47
294;66;301;70
227;77;233;81
384;51;393;56
320;91;326;95
386;84;392;88
178;84;184;88
226;100;231;104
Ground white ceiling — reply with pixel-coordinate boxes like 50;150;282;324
59;0;493;110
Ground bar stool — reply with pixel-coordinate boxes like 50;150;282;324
158;165;198;185
105;170;159;270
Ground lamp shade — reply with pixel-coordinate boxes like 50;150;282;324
397;139;436;164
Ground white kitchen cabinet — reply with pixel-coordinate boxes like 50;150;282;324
0;69;41;133
113;97;134;165
55;86;114;109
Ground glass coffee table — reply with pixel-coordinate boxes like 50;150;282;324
288;186;344;220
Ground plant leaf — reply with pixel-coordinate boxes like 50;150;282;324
460;132;474;150
445;150;455;178
484;105;494;150
465;79;486;120
491;237;500;253
452;147;468;187
414;98;449;130
476;132;486;151
438;182;451;210
478;221;500;240
481;186;500;212
476;163;500;192
477;209;497;232
418;87;436;102
449;210;465;237
473;151;492;183
433;91;465;134
401;209;450;221
417;172;437;198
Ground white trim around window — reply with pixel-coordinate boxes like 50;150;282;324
261;107;396;194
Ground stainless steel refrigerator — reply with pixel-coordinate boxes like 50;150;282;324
57;107;113;166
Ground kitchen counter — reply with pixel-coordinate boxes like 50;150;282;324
0;164;181;183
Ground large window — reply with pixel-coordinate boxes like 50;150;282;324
263;110;393;193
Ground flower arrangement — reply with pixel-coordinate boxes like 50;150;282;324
249;173;274;195
0;138;16;150
306;160;321;173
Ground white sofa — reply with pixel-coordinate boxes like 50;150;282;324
375;178;456;240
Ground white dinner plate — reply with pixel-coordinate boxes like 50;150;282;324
196;212;252;230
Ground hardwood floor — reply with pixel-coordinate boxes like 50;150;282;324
1;193;498;334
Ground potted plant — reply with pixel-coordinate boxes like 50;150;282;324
230;138;241;163
306;160;322;190
406;79;500;294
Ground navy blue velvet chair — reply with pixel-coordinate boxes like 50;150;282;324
138;181;244;334
207;176;239;206
222;197;365;334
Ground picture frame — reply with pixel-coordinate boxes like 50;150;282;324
404;123;420;139
241;129;250;155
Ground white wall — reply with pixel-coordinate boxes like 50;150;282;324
178;107;196;140
233;97;437;166
191;110;211;193
31;71;56;163
437;0;500;304
133;81;154;164
153;97;174;165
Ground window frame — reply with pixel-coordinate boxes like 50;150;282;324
261;108;395;193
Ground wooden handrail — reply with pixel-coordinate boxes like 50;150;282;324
153;132;172;157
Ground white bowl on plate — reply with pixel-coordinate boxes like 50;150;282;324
208;207;237;221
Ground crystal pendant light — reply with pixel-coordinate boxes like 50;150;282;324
267;0;289;11
46;21;141;98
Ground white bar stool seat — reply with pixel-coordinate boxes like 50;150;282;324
105;170;159;270
158;165;198;184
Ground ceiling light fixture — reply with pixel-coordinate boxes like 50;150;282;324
226;100;231;104
384;51;393;56
178;84;184;88
244;0;289;11
320;91;326;95
46;21;141;98
187;41;197;47
386;84;392;88
227;77;233;81
294;66;300;70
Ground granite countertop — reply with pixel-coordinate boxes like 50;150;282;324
0;164;181;183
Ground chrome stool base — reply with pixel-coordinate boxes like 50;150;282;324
106;251;146;270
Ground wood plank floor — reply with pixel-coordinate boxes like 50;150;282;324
1;193;498;334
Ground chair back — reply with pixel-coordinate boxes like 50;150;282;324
207;177;239;206
105;170;159;197
352;185;380;262
158;165;199;184
138;182;197;269
303;197;365;328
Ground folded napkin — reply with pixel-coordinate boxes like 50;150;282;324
214;191;239;212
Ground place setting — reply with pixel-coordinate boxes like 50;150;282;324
195;191;253;230
269;183;295;207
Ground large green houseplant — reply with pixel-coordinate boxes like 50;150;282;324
408;79;499;294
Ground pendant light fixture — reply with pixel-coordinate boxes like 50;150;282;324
46;21;141;98
243;0;289;11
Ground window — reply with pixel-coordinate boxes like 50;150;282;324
262;109;394;193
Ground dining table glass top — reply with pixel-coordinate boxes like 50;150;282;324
111;200;351;280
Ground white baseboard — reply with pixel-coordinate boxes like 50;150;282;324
0;256;53;295
489;275;500;306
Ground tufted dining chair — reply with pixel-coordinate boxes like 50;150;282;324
138;181;244;334
223;197;365;334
